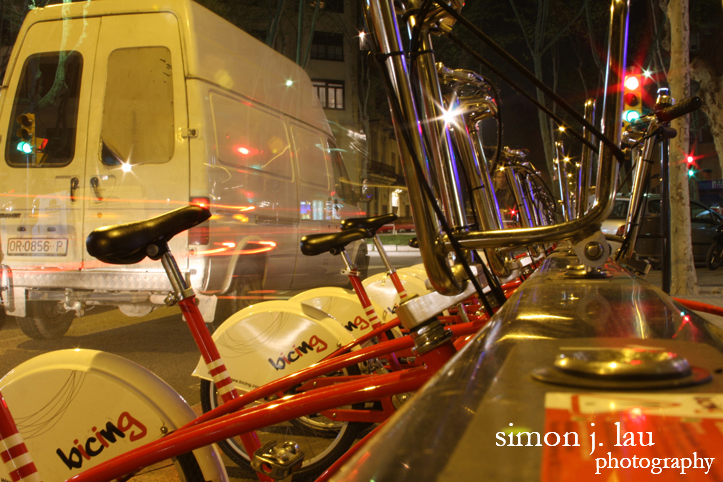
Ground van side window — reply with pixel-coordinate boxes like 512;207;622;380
101;47;174;165
212;93;292;179
6;51;82;168
292;125;328;188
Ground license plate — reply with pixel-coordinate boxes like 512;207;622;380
7;238;68;256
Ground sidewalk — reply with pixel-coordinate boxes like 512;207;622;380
645;265;723;327
367;242;419;253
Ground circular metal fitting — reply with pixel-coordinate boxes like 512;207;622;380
392;392;414;410
411;319;453;355
584;242;604;260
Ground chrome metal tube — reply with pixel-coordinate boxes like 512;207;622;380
441;0;628;251
506;165;542;256
459;113;502;230
437;65;502;232
505;166;534;229
410;33;469;231
578;99;597;217
372;234;395;272
437;66;510;276
520;161;549;228
555;141;572;222
618;120;660;261
363;0;464;295
469;117;504;232
161;251;192;300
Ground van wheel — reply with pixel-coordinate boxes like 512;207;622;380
215;264;264;326
16;301;74;339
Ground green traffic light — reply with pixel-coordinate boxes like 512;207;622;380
623;109;641;123
16;141;33;154
688;169;695;177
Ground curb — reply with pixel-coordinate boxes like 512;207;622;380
368;244;419;252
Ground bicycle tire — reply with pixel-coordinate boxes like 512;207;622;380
123;451;205;481
199;378;364;481
707;242;723;270
174;451;207;482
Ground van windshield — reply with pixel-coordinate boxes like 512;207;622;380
6;51;82;168
609;199;629;219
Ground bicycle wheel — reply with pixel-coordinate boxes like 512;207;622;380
199;377;364;481
129;451;206;482
707;242;723;270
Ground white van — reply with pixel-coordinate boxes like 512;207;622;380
0;0;367;338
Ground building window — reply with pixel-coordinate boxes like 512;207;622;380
310;32;344;61
313;80;344;110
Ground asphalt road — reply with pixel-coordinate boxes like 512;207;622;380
0;250;422;482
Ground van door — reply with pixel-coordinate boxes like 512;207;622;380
82;13;189;274
207;91;299;291
0;18;100;295
290;123;338;287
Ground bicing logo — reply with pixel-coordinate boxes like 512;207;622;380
268;334;328;371
342;316;371;333
56;411;148;470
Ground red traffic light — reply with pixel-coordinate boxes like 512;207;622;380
623;74;643;124
624;76;640;91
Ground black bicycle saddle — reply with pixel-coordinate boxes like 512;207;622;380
340;213;397;234
86;205;211;265
301;228;370;256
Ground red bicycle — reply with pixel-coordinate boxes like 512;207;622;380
0;205;503;482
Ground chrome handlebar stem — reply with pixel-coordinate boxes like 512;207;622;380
364;0;629;292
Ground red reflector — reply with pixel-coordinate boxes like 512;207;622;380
189;197;211;244
191;197;210;208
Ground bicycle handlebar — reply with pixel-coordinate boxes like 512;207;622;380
658;125;677;139
655;96;702;123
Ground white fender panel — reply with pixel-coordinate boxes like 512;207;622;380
363;271;431;322
193;300;355;391
396;266;430;283
409;263;427;273
290;287;385;335
290;287;403;340
0;349;227;482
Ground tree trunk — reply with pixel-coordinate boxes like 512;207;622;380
667;0;698;294
690;58;723;176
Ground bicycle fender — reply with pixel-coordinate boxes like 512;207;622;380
396;266;431;283
363;271;432;321
290;287;401;338
192;300;355;391
0;349;227;482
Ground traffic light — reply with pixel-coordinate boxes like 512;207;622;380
623;74;642;124
16;113;35;154
687;155;696;177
